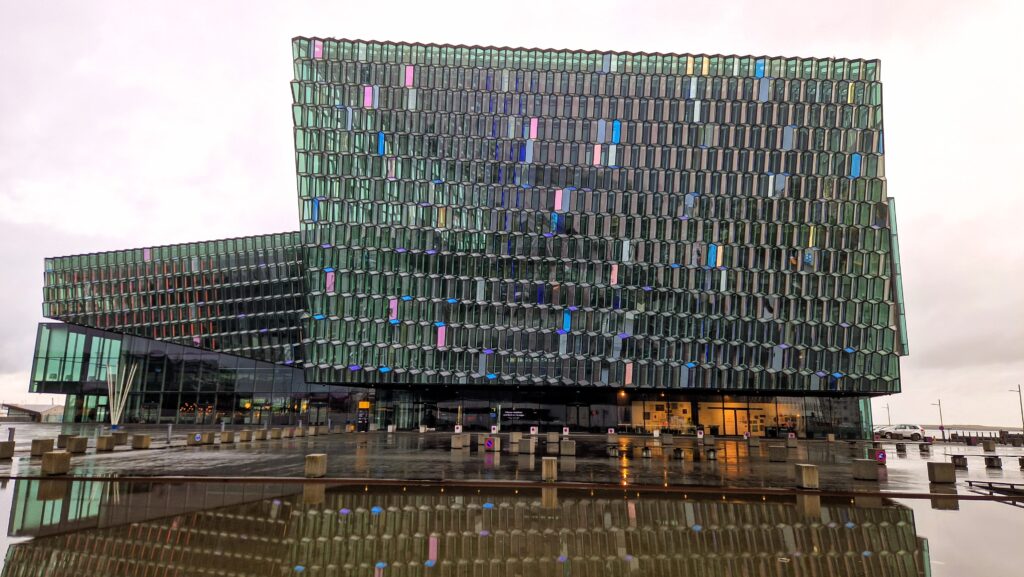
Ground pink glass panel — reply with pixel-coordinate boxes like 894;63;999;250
625;361;633;385
437;326;447;347
388;157;396;180
405;65;415;87
363;85;374;108
593;144;602;165
313;40;323;59
143;248;151;262
388;298;398;320
325;271;335;293
610;263;618;285
554;189;563;211
530;117;538;139
429;536;438;561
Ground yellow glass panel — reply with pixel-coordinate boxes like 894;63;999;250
685;56;694;75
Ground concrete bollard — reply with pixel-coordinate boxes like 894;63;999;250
41;451;71;476
786;436;799;449
238;430;253;442
31;439;55;457
187;432;215;446
282;427;294;438
895;443;907;454
304;454;328;478
254;430;268;441
270;428;283;440
853;459;879;481
542;457;558;482
768;446;788;462
927;462;956;484
951;455;968;468
95;436;116;452
112;432;129;446
985;456;1002;469
131;435;151;450
293;427;304;438
546;431;560;444
795;464;819;489
747;436;761;448
451;434;466;450
307;426;319;437
56;434;73;449
546;440;560;456
1012;438;1023;448
826;433;836;443
66;437;88;454
220;431;235;444
518;437;537;454
703;435;716;448
982;440;996;452
0;441;13;460
660;433;674;445
509;432;523;443
606;433;619;445
559;439;576;457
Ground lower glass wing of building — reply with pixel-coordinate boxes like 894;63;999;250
30;323;368;426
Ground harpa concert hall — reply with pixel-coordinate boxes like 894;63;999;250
30;38;908;438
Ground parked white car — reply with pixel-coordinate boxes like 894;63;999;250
876;424;925;441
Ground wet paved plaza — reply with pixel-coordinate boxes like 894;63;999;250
0;426;1022;575
1;426;1023;494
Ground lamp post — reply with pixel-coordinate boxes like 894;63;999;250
884;403;891;426
931;399;945;442
1010;385;1024;438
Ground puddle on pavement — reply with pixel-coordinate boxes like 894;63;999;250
0;476;1021;576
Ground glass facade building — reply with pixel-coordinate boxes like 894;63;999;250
43;232;304;364
36;233;366;425
28;39;908;437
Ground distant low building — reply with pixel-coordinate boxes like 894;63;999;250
2;403;64;423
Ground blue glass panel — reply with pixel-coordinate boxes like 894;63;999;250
611;120;621;144
755;59;765;78
377;131;385;156
850;153;862;178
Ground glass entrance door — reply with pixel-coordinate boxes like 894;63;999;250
723;409;751;436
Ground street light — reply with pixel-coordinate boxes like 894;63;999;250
884;403;891;426
931;399;945;442
1009;384;1024;439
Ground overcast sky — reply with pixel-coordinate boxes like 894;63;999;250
1;0;1021;427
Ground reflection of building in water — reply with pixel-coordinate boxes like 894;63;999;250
4;481;930;576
